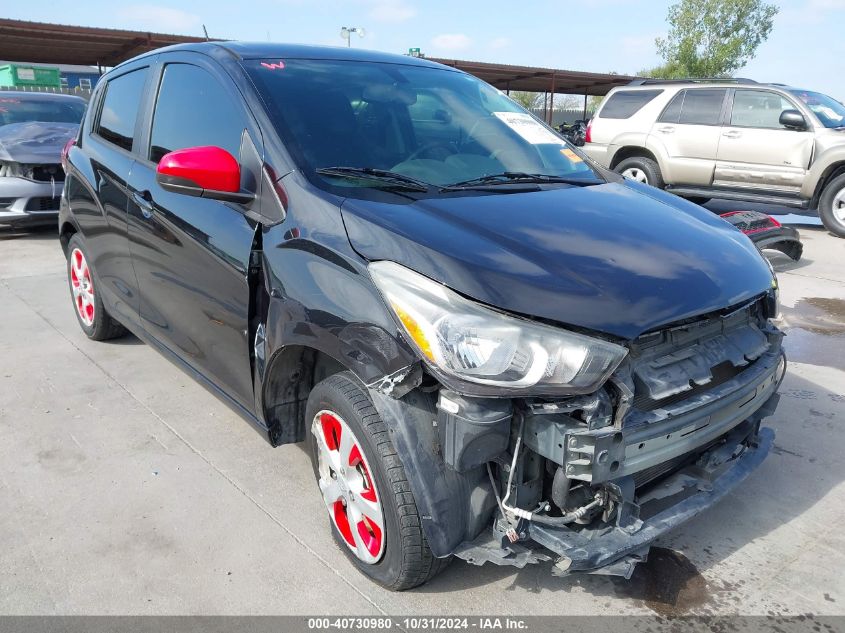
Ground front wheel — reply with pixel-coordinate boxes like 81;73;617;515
818;173;845;238
614;156;665;188
306;372;449;590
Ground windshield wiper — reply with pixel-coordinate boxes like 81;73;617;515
442;172;603;190
315;166;432;192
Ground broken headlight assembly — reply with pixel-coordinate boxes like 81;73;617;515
369;260;627;396
0;161;25;178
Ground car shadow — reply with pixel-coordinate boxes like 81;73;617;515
0;224;57;241
764;250;813;274
414;370;844;614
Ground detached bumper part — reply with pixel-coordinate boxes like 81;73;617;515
720;210;803;261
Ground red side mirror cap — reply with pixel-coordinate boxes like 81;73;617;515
156;146;252;203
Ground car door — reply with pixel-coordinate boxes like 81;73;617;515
126;54;261;410
714;89;814;193
73;63;152;330
650;88;728;185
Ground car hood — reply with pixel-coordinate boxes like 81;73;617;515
340;180;774;340
0;122;78;163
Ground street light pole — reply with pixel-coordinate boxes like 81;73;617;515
340;26;365;47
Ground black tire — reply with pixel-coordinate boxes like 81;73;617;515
615;156;665;189
306;372;449;590
818;173;845;238
66;233;127;341
682;196;711;206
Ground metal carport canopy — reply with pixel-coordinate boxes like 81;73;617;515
0;19;632;97
0;19;210;67
430;58;634;96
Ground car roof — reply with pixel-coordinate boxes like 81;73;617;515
0;90;86;103
612;80;795;92
111;41;455;73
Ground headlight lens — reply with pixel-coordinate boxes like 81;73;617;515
0;161;24;178
369;261;627;394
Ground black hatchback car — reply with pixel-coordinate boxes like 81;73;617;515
60;43;785;590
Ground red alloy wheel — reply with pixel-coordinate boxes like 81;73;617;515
69;247;95;326
312;410;385;564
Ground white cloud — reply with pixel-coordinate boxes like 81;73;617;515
368;0;417;23
430;33;472;52
118;4;201;33
489;37;511;50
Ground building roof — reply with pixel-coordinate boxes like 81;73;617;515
0;60;100;74
0;19;632;96
0;18;209;67
430;58;634;96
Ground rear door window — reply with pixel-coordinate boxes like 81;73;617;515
96;68;148;151
148;63;245;163
678;89;726;126
599;90;663;119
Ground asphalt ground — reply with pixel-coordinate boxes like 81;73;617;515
1;215;843;617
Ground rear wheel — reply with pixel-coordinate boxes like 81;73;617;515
615;156;665;189
819;173;845;238
306;372;449;590
66;234;126;341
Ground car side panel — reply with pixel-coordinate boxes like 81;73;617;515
68;133;142;330
259;184;419;389
646;122;721;186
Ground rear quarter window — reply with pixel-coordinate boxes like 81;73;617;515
598;90;663;119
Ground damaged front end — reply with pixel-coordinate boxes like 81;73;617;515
378;294;785;578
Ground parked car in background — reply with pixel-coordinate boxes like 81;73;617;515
583;79;845;237
0;91;85;228
61;43;785;590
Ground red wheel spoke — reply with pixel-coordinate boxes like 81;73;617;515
69;248;95;326
313;409;385;564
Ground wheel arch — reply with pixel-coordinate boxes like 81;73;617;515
59;218;80;255
260;343;347;446
810;160;845;208
610;145;660;170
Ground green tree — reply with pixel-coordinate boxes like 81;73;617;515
649;0;778;79
509;91;543;110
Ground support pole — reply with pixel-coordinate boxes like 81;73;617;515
548;73;556;124
583;94;588;121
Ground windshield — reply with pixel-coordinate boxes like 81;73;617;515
245;59;600;192
789;89;845;128
0;96;86;127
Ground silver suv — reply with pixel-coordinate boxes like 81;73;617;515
583;79;845;237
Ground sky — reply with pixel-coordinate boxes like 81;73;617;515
4;0;844;99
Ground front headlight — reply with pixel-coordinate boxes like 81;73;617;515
369;261;627;395
0;161;25;178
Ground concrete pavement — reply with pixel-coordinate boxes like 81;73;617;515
1;225;843;616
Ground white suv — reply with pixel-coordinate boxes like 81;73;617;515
583;79;845;237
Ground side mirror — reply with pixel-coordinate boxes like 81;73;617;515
779;109;807;130
156;146;254;203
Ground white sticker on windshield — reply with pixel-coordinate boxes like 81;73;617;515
493;112;565;146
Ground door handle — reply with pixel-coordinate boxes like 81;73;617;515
132;190;154;219
722;130;742;139
657;126;675;134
